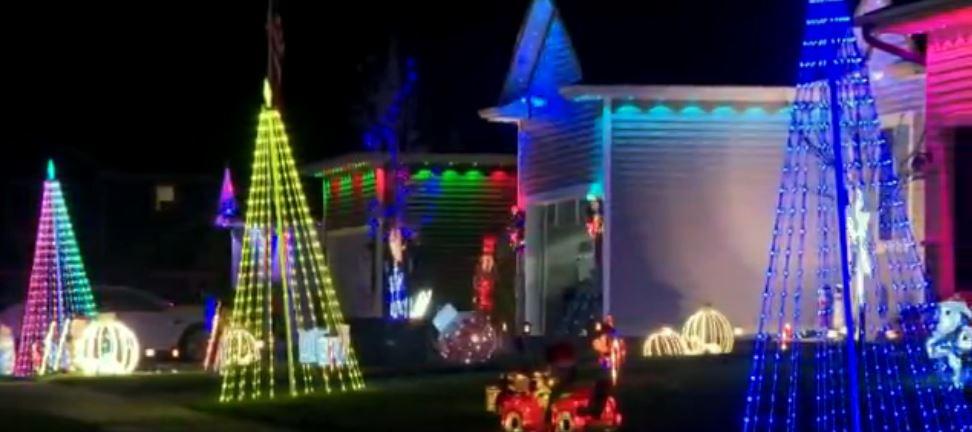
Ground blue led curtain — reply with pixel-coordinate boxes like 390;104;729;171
742;1;971;431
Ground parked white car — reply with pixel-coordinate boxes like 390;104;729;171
0;285;207;363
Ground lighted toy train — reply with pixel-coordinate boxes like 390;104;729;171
486;371;622;432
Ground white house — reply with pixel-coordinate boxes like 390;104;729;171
480;0;939;336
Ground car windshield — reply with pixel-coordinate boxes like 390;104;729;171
95;286;170;312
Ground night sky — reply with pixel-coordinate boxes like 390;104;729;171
2;0;839;182
3;1;528;180
0;1;531;299
0;0;927;301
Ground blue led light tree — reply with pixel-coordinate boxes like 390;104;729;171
362;47;418;321
742;1;971;431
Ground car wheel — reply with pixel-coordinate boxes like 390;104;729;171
503;411;525;432
179;325;208;362
554;411;575;432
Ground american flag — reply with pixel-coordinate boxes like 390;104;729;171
266;12;285;107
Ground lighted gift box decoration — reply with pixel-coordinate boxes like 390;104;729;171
298;325;351;367
409;289;433;320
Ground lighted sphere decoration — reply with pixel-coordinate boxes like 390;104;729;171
75;315;140;376
437;312;499;364
217;326;261;369
681;307;734;354
642;327;688;357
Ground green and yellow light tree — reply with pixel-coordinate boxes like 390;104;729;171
219;81;364;401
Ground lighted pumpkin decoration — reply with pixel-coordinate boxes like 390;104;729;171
681;307;734;354
217;326;261;368
642;327;689;357
74;314;140;376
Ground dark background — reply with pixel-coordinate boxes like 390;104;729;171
0;0;909;305
0;1;530;304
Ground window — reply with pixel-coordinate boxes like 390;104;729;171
155;184;175;211
556;199;578;226
877;112;918;243
878;128;899;241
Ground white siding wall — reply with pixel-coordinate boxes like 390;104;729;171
873;75;925;115
607;103;790;336
519;101;602;198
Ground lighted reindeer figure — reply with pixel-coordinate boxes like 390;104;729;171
926;300;972;388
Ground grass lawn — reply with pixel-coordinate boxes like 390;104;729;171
18;349;967;431
39;354;754;431
0;407;99;432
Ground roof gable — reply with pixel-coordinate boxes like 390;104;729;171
498;0;581;104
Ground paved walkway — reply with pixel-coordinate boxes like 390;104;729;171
0;381;286;432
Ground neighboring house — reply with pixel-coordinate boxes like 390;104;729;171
480;0;946;336
858;0;972;299
0;167;224;308
304;152;516;320
93;171;226;303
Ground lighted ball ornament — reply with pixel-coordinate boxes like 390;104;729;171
74;314;140;376
682;307;734;354
434;305;499;364
439;312;499;364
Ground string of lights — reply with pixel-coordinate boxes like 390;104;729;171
363;56;418;321
218;81;365;402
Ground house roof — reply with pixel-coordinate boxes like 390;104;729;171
857;0;972;34
559;85;795;103
498;0;935;94
302;152;517;177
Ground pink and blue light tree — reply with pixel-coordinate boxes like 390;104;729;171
14;161;98;376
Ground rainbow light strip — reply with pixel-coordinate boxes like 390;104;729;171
14;160;98;376
219;81;365;402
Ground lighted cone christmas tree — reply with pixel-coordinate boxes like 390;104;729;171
14;161;97;376
742;0;971;431
219;81;364;401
